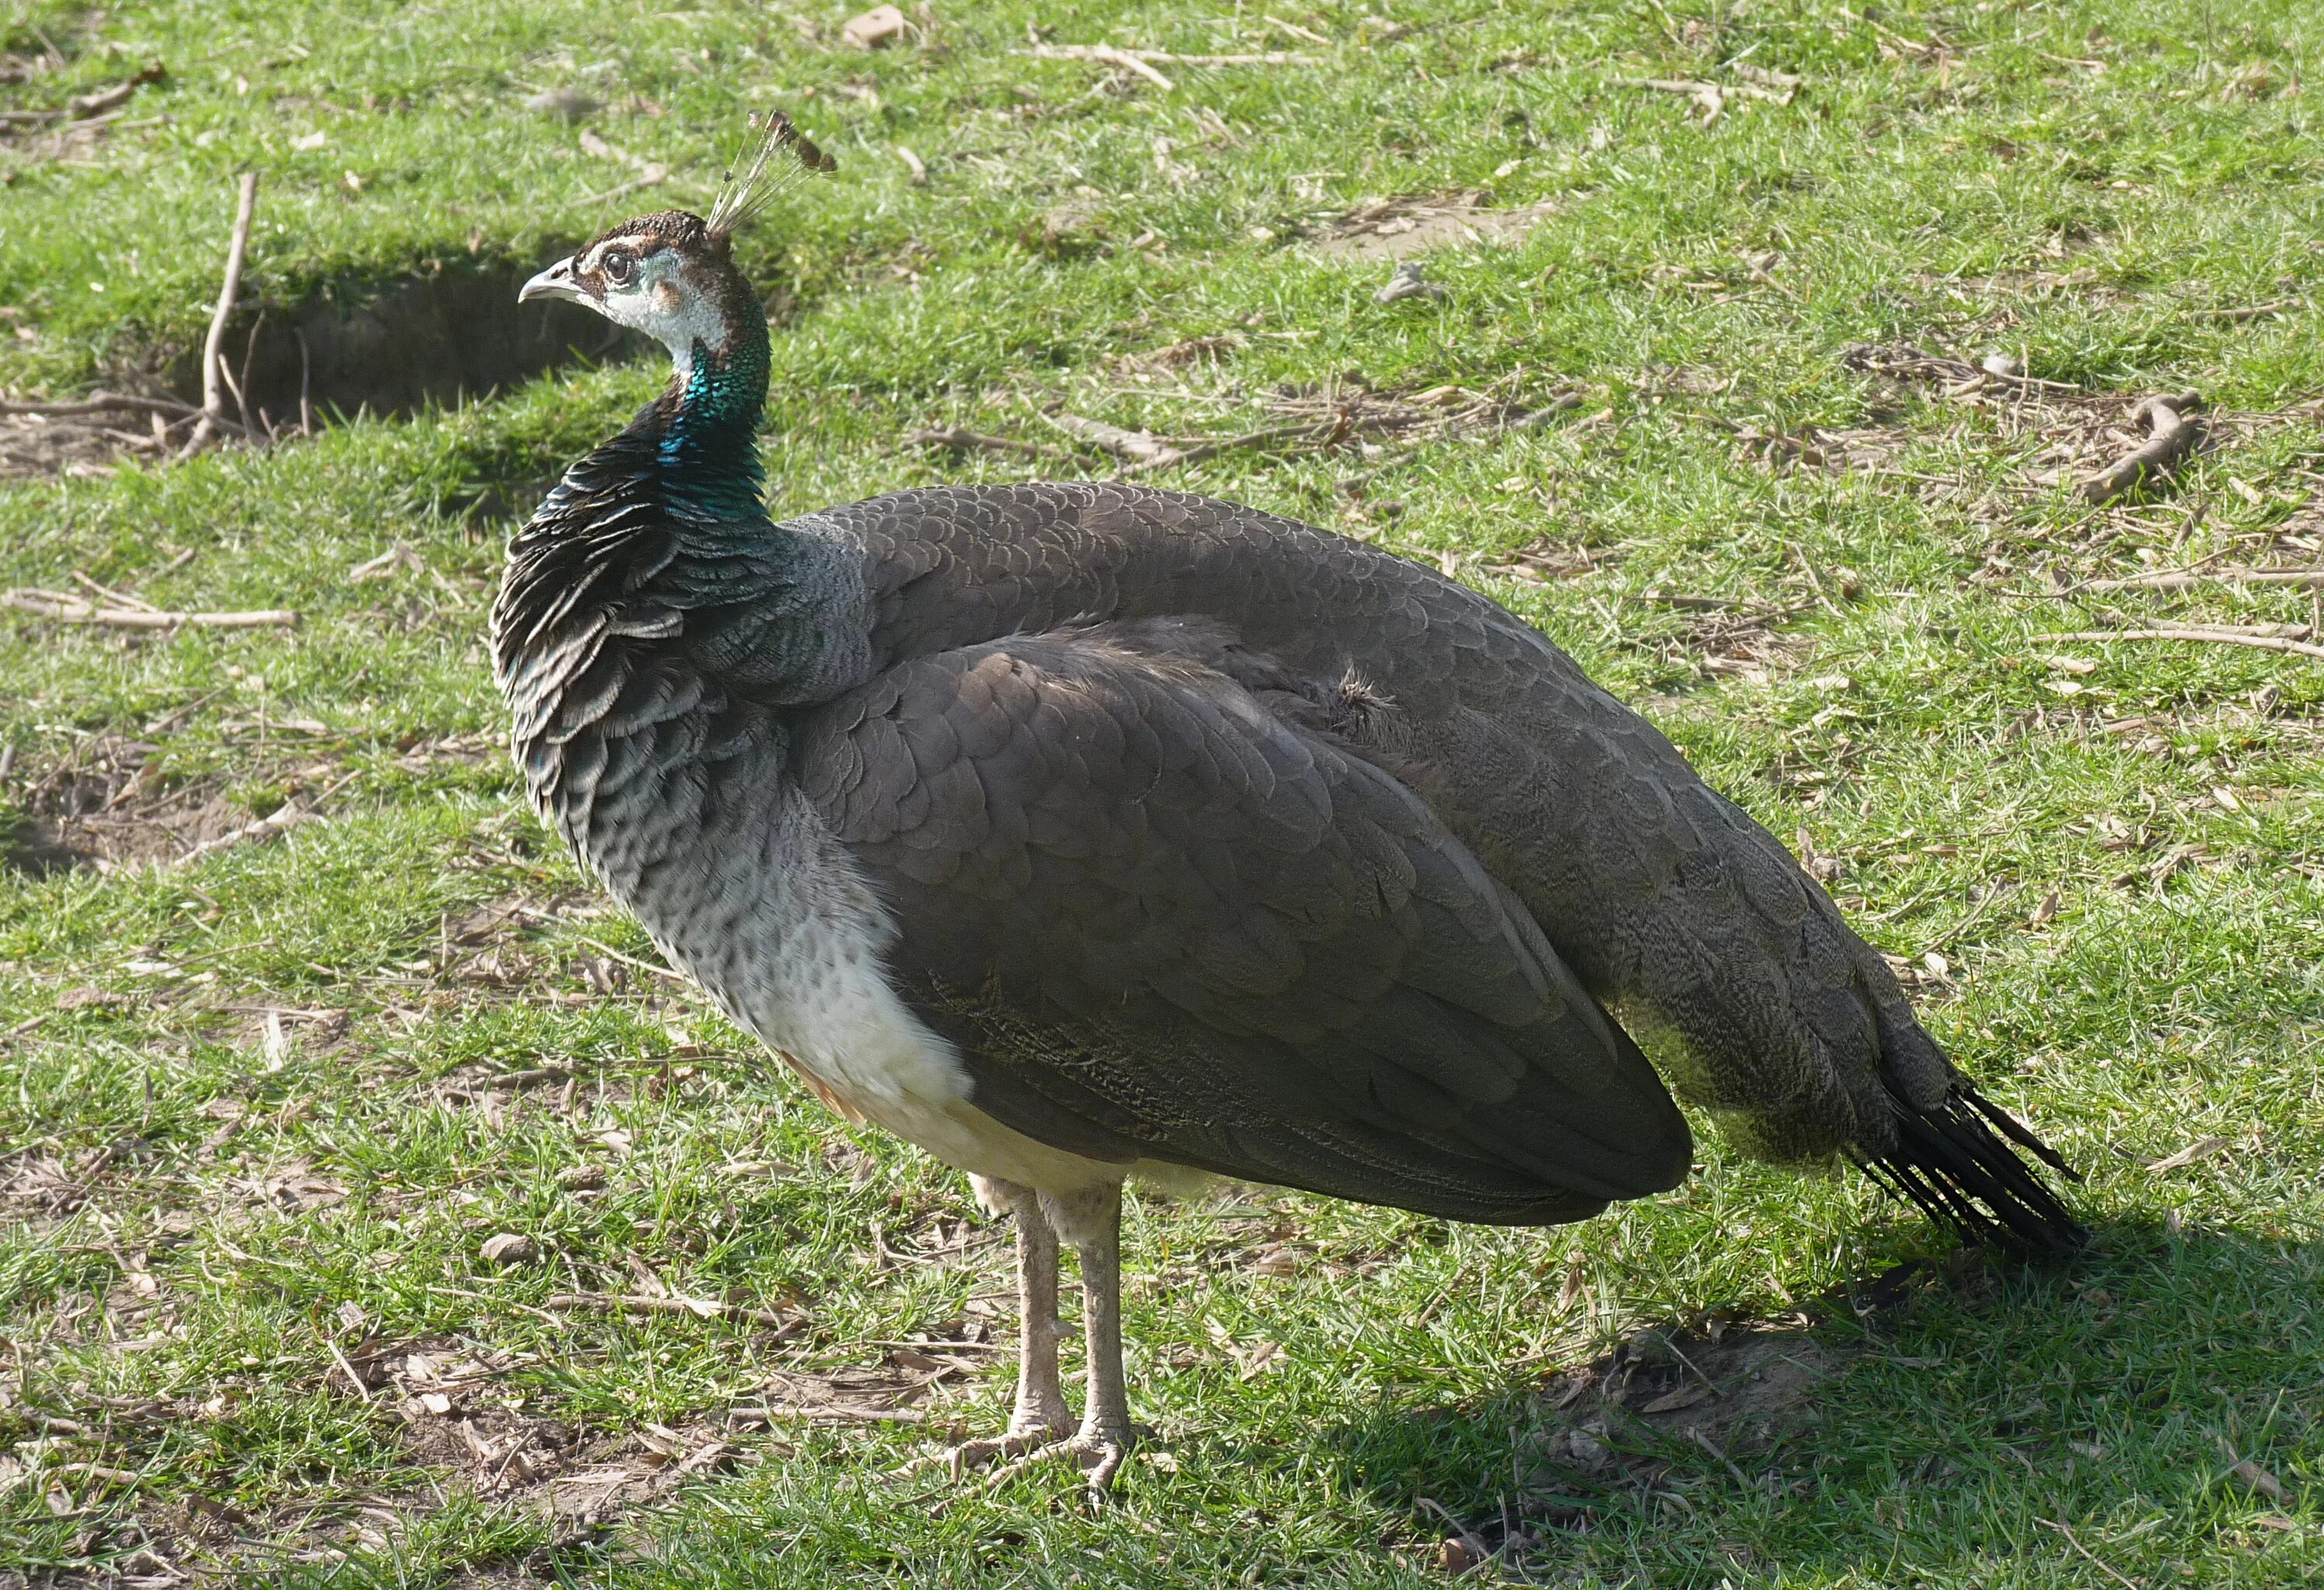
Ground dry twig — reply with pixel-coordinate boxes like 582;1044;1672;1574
2082;567;2324;594
1;590;298;630
543;1291;801;1331
179;173;260;460
1026;43;1318;84
1030;43;1174;89
1044;412;1184;466
2041;626;2324;661
179;798;324;864
906;425;1064;461
2033;1519;2143;1590
0;392;209;422
2188;299;2298;323
2080;392;2202;506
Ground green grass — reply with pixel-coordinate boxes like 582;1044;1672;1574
3;0;2321;1584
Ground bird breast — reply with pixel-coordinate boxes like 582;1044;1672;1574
616;781;1122;1196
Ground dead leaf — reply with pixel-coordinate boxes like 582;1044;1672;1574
841;5;909;50
480;1232;537;1265
2233;1460;2288;1504
2143;1136;2228;1173
1236;1340;1281;1380
1640;1384;1711;1414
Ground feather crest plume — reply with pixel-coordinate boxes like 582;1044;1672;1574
707;111;837;239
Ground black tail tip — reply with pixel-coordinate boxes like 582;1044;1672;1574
1862;1084;2089;1258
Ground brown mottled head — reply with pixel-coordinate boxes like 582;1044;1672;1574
519;209;751;373
517;115;834;376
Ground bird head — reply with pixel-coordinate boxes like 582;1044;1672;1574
518;112;834;381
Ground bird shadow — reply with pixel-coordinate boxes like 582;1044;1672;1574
1281;1218;2319;1579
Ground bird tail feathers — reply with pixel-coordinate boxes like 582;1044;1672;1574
1858;1083;2086;1256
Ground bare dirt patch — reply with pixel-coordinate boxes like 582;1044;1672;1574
3;733;225;876
1310;191;1563;260
0;733;339;877
2;263;643;480
1834;342;2324;501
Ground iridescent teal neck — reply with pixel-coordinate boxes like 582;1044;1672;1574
655;314;770;515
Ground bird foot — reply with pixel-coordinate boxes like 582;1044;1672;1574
891;1410;1076;1482
981;1427;1133;1496
891;1429;1053;1482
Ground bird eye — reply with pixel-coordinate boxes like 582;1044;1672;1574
601;248;638;286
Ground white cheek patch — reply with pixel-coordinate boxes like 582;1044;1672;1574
597;250;730;376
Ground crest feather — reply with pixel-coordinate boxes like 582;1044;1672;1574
706;111;836;239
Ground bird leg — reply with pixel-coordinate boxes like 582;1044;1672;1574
987;1180;1136;1492
896;1176;1071;1478
989;1176;1074;1442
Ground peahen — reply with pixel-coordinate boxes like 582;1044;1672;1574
495;117;2081;1489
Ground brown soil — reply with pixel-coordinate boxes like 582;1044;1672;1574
2;263;644;480
2;735;231;876
0;734;342;877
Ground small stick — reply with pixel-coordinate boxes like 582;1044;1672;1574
1122;421;1322;476
177;798;322;864
1415;1496;1495;1570
567;934;689;984
905;425;1064;461
1027;44;1315;72
294;327;314;435
1617;74;1793;103
2033;1519;2143;1590
895;145;928;185
737;1403;927;1425
2188;300;2296;323
325;1338;375;1402
2078;392;2202;506
1;592;299;630
1690;1426;1754;1489
2081;568;2324;593
1647;1329;1724;1399
180;173;260;460
1045;412;1183;465
0;392;212;421
1030;43;1174;90
2040;627;2324;661
1123;50;1316;67
70;572;162;613
543;1290;801;1330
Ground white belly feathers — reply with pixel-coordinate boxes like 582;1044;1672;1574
614;797;1123;1198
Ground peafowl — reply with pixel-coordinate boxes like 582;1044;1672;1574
494;115;2081;1491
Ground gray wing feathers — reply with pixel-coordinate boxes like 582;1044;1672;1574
801;482;1950;1163
793;627;1692;1221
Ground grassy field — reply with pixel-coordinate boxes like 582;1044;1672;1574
2;0;2321;1584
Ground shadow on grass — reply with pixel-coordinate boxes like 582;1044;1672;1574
1314;1220;2321;1581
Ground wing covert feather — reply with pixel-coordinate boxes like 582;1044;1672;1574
792;627;1691;1222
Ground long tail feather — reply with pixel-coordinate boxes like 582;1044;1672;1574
1861;1083;2087;1256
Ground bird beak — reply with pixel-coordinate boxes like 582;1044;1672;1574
518;258;585;307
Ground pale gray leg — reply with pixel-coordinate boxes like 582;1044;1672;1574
990;1176;1072;1439
982;1180;1133;1492
896;1175;1070;1479
1043;1183;1133;1457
